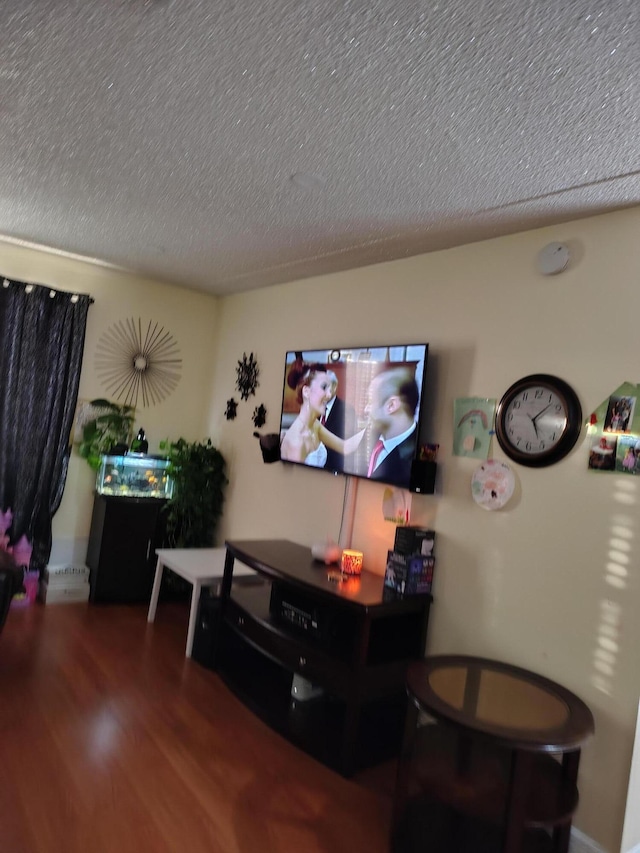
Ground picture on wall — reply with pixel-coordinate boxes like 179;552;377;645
588;434;617;471
603;395;636;433
586;382;640;474
616;435;640;475
453;397;496;459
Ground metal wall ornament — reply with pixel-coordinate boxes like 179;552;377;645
253;404;267;428
225;398;238;420
95;318;182;408
236;352;259;400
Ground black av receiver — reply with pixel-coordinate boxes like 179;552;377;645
269;582;352;653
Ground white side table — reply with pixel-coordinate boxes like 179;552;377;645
147;547;256;657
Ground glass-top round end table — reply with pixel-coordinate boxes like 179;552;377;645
391;655;594;853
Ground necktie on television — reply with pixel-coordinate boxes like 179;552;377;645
367;439;385;477
320;414;326;425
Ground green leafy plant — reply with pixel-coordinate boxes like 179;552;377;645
160;438;228;548
77;399;135;471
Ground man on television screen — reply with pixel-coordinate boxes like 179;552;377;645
323;370;357;473
362;366;419;487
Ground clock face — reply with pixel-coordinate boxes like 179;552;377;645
495;375;582;467
504;387;566;453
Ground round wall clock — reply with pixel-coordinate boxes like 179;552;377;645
495;374;582;467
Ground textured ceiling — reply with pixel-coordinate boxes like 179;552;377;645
1;0;638;295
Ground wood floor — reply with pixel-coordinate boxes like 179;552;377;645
0;601;396;853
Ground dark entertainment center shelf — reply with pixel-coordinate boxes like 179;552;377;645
214;539;433;777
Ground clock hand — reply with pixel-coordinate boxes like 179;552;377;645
531;403;553;425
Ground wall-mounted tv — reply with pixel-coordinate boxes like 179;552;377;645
278;344;429;491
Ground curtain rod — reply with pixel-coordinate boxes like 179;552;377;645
2;277;94;303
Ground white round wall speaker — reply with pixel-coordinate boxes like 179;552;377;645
537;242;571;275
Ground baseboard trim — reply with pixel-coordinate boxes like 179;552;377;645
570;826;606;853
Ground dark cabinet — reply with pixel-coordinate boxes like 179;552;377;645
86;495;165;603
215;539;433;777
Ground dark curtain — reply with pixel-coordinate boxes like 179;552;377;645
0;277;91;571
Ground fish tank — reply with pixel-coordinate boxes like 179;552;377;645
96;453;174;500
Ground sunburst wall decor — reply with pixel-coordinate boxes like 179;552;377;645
95;317;182;408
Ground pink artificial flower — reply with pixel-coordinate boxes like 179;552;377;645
9;534;33;569
0;507;13;537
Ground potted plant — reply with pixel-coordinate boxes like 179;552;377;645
77;399;135;471
160;438;228;548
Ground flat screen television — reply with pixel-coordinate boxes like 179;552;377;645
278;344;429;491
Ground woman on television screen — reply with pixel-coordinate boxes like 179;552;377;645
280;362;364;466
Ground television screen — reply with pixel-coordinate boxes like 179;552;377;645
278;344;429;490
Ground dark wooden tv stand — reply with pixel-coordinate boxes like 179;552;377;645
214;539;433;776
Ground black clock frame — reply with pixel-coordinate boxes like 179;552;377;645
495;374;582;467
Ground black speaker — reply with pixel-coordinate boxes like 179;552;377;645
409;460;437;495
192;590;220;669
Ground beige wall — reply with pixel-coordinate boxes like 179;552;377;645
0;240;220;562
209;207;640;852
621;700;640;852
